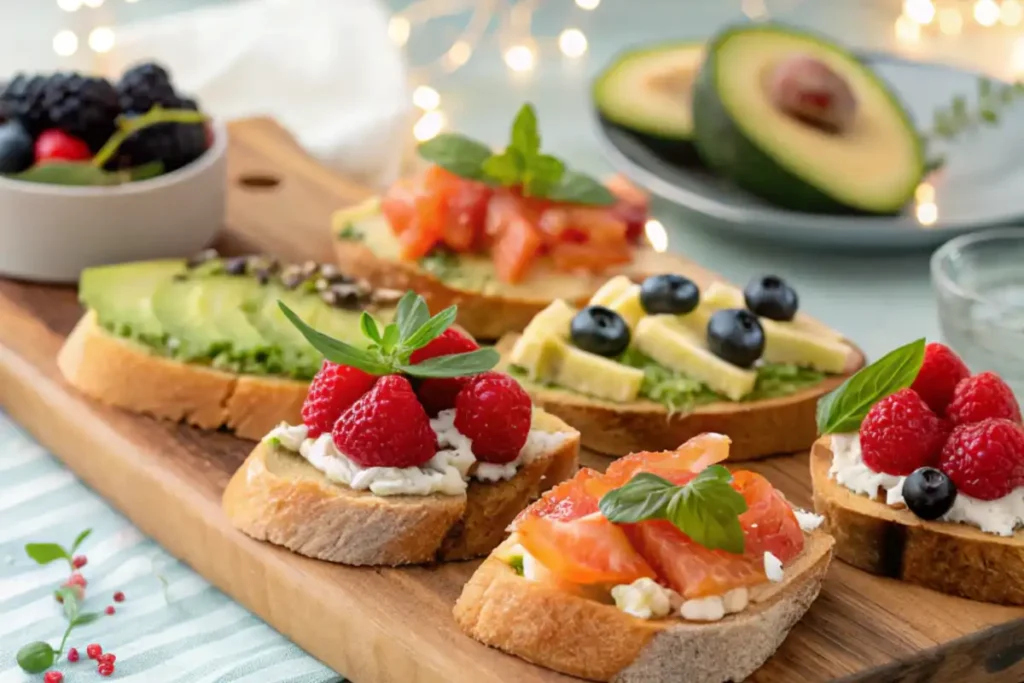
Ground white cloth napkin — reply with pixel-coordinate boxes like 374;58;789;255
101;0;412;188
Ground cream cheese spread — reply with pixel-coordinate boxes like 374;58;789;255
829;432;1024;536
264;409;568;497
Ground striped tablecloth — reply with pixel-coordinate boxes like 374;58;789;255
0;412;344;683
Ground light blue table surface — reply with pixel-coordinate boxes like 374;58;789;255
1;1;1021;681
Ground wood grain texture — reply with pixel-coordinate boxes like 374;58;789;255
0;117;1023;683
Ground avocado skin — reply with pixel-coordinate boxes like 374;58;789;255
691;24;922;215
598;111;703;167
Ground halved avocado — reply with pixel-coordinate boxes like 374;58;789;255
691;24;924;214
594;42;704;164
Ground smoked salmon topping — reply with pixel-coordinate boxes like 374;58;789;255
511;434;805;597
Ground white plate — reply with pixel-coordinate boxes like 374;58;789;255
595;53;1024;249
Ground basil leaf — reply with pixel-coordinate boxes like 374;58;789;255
16;642;55;674
417;133;493;181
511;103;541;157
399;306;458;355
666;465;748;554
278;301;391;374
72;613;101;627
397;348;500;378
816;338;926;434
396;291;430;342
547;170;616;206
70;529;92;554
359;312;382;345
25;543;70;565
598;472;675;523
482;148;525;186
523;154;565;198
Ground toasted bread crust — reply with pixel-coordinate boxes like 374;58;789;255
333;240;718;341
454;532;833;682
811;437;1024;605
223;411;581;565
497;335;863;460
57;312;307;441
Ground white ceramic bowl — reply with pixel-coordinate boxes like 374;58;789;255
0;120;228;283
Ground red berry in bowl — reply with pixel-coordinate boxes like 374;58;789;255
454;372;532;464
332;375;436;468
910;343;970;415
301;362;378;439
35;129;91;164
946;372;1022;426
859;389;946;475
939;418;1024;500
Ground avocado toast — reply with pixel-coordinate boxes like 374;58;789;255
58;252;400;440
500;274;864;459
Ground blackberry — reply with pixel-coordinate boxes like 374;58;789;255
0;74;51;136
106;114;207;173
117;62;178;114
42;73;121;152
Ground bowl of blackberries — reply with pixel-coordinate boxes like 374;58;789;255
0;62;226;282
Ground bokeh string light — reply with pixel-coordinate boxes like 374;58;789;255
897;0;1024;37
51;0;135;59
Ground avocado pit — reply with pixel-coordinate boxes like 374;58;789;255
767;54;857;134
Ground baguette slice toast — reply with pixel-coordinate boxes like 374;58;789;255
496;335;864;460
332;208;719;341
811;437;1024;605
58;311;307;441
454;531;833;682
223;410;580;565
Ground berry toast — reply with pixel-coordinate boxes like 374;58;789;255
332;104;727;341
497;274;864;459
223;292;580;565
57;252;401;440
812;339;1024;604
455;434;834;682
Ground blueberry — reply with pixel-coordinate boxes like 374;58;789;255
744;275;798;322
0;121;34;174
570;306;630;357
706;309;765;368
902;467;957;521
639;274;700;315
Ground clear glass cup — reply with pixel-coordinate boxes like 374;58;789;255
931;228;1024;400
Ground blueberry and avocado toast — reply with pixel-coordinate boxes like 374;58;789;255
500;273;864;459
58;251;398;439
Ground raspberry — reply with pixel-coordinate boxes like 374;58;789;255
87;644;102;659
910;343;970;415
44;672;63;683
332;375;436;468
946;372;1022;426
409;327;479;364
301;362;378;438
859;389;946;475
98;654;116;665
98;663;114;677
939;419;1024;500
72;555;87;569
35;129;92;163
454;372;532;464
67;648;79;663
409;328;480;416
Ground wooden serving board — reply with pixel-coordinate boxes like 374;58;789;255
1;118;1023;683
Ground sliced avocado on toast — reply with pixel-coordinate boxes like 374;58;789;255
79;255;394;379
594;41;705;164
691;24;924;214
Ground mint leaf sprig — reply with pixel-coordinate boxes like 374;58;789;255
25;528;91;571
279;291;499;378
418;103;616;207
815;338;925;435
923;77;1024;172
599;466;749;554
16;590;100;673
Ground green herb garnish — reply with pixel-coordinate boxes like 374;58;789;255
924;78;1024;171
25;529;91;571
508;555;525;576
599;467;748;554
279;291;498;378
815;338;925;435
419;249;462;281
417;103;615;206
337;223;364;241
